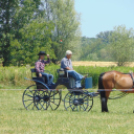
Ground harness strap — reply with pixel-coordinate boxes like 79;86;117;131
130;73;134;88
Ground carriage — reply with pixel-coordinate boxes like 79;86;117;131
22;68;94;112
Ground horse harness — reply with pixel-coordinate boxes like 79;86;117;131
130;73;134;88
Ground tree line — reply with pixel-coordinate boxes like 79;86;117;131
1;0;134;66
80;26;134;66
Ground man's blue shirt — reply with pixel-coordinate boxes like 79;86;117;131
61;57;73;69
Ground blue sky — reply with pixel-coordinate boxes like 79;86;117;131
74;0;134;37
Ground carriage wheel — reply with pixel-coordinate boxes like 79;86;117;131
49;90;62;110
34;89;50;110
22;85;37;110
64;90;93;112
22;85;50;110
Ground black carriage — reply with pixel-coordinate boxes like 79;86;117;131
22;68;94;112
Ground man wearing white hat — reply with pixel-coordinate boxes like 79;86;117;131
61;50;86;88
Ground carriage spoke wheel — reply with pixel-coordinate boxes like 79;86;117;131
34;89;50;110
22;85;50;110
49;90;62;110
64;90;93;112
22;85;37;110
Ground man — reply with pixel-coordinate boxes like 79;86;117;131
61;50;99;96
35;51;54;85
61;50;86;88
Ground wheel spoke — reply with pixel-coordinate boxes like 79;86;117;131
72;106;76;111
39;102;44;109
32;104;35;110
26;101;33;109
25;94;33;98
76;105;79;111
50;92;58;97
50;101;58;106
80;105;86;111
28;90;34;94
49;103;53;109
65;105;71;110
24;99;33;102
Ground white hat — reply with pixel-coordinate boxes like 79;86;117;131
66;50;72;56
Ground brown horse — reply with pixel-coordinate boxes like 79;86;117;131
98;71;134;112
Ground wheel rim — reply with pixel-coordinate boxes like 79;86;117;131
64;92;72;111
64;91;93;112
69;91;89;111
87;95;93;112
49;90;62;110
22;85;37;110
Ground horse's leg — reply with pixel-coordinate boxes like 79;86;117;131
101;79;113;112
100;90;109;112
99;72;113;112
100;90;106;112
100;90;111;112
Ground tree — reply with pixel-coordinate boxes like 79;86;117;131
48;0;81;59
0;0;19;66
10;19;56;65
0;0;41;66
0;0;81;66
96;31;113;44
80;37;102;61
109;26;134;66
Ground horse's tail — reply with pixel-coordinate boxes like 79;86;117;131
98;72;108;112
98;72;105;91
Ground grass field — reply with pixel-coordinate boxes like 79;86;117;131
1;65;134;133
0;90;134;134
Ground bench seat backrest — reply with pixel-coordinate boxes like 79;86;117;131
31;68;36;73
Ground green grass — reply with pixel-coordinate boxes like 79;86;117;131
1;65;134;89
0;90;134;134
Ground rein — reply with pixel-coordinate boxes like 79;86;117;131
109;92;128;100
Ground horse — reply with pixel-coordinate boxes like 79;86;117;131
98;71;134;112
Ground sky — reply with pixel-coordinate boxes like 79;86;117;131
74;0;134;38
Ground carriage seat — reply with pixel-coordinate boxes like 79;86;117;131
57;68;76;88
57;68;68;78
31;68;49;84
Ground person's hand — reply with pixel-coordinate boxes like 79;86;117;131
47;54;49;58
39;73;42;77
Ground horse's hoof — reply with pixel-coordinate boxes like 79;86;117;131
102;111;109;113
